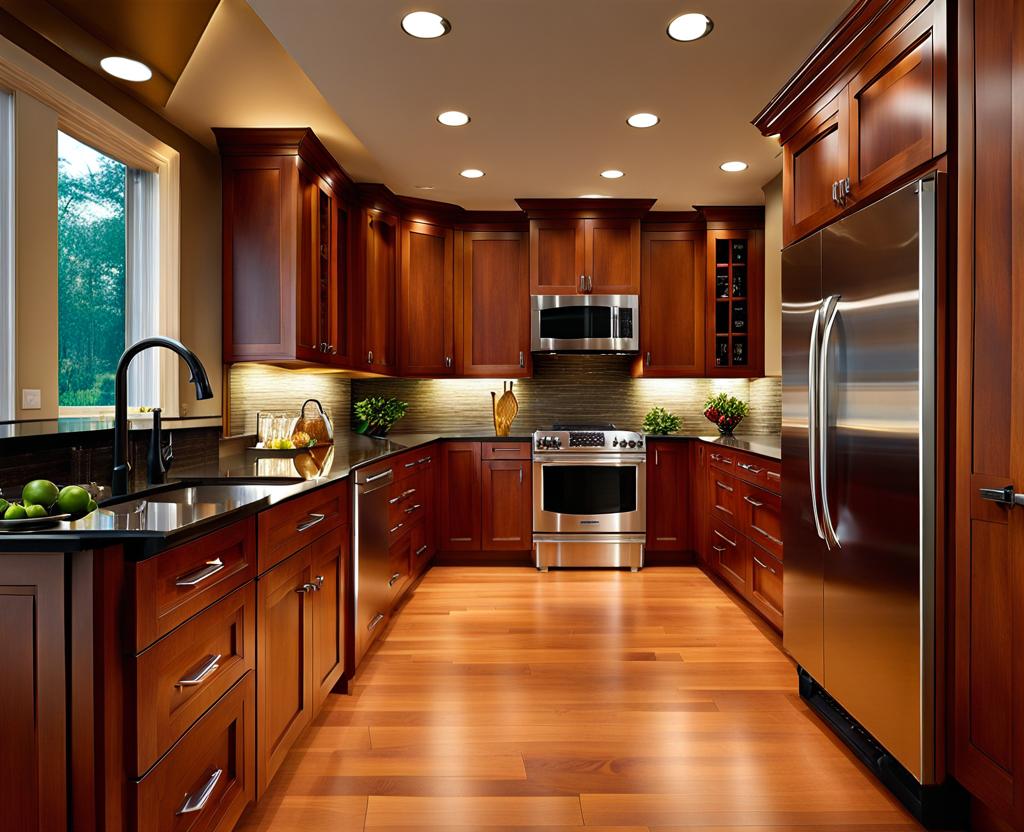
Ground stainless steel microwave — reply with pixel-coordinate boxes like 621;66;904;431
530;294;639;353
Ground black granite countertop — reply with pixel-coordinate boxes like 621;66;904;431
0;415;222;441
642;433;781;460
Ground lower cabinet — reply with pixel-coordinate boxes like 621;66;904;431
646;440;688;551
709;518;747;594
481;457;532;550
749;545;784;629
439;442;482;550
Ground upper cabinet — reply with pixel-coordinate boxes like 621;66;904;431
706;227;764;376
360;207;398;374
759;0;947;245
217;128;352;367
399;220;455;376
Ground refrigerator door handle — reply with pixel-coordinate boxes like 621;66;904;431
818;294;842;549
808;299;826;542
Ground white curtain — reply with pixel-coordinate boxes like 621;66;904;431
0;90;13;421
125;167;159;408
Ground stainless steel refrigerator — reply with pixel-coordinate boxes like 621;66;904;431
782;176;957;821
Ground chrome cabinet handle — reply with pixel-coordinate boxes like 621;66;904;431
296;582;320;593
519;351;525;368
715;480;734;493
418;456;432;464
519;466;523;484
388;572;402;587
743;495;764;507
367;350;374;365
176;768;222;815
713;502;733;516
737;462;764;474
296;512;326;532
752;525;783;545
444;356;452;368
314;574;325;589
175;558;225;588
365;468;393;484
176;653;222;687
646;351;652;367
713;529;737;547
979;485;1024;507
415;544;428;556
404;503;422;514
579;274;585;293
389;488;417;504
586;275;593;293
840;176;850;205
831;180;838;205
753;556;778;575
818;294;841;549
710;453;733;464
404;461;417;468
712;545;727;554
389;522;405;534
367;612;385;631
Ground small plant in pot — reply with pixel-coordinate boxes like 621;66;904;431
703;392;750;435
354;396;408;438
642;406;681;436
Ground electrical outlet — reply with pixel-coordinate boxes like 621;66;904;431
21;388;41;410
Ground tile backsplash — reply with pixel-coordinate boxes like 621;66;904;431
227;364;352;437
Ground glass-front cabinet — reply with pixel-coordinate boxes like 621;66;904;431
707;228;764;376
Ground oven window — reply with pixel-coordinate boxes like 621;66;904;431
542;465;636;514
539;306;612;340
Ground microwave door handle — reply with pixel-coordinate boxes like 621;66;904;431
611;306;619;339
818;294;841;549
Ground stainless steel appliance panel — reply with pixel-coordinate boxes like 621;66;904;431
531;294;639;353
534;534;645;571
533;453;646;534
781;232;826;683
353;466;394;660
818;179;933;782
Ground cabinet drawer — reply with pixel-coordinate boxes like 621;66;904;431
738;481;783;559
132;583;256;777
132;672;255;832
707;449;736;474
732;452;782;493
133;519;256;652
481;441;531;460
388;480;423;525
709;519;747;595
387;534;411;603
395;448;435;482
709;472;739;527
257;480;348;574
410;521;432;575
750;546;784;630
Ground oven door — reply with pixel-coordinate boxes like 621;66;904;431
533;454;646;533
531;295;638;352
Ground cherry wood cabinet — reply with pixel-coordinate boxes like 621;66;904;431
439;442;483;550
587;217;641;294
310;527;347;710
646;440;688;551
361;207;398;373
460;230;530;377
399;220;455;376
638;230;705;377
0;554;66;832
217;129;351;367
530;218;585;294
706;228;764;376
481;457;532;550
528;214;641;295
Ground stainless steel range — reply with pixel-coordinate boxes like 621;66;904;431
532;423;646;571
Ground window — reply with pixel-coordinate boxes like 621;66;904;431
57;131;159;410
0;89;12;421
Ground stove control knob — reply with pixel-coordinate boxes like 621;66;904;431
628;440;637;448
612;438;619;447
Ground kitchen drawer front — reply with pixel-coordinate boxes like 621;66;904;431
257;480;348;574
395;446;436;482
749;545;783;630
738;481;783;559
709;519;747;595
410;520;432;576
132;582;256;777
133;518;257;652
707;449;737;474
388;479;423;525
732;452;782;494
481;441;531;460
132;671;255;832
709;471;740;528
387;533;412;604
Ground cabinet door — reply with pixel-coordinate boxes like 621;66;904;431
646;441;687;551
0;555;65;832
482;459;532;550
530;218;586;294
296;161;323;362
706;229;764;377
749;546;783;630
363;208;397;373
461;230;530;377
848;3;944;203
782;88;849;245
640;230;705;376
585;217;640;294
400;220;455;375
257;547;313;796
311;526;347;709
440;442;482;550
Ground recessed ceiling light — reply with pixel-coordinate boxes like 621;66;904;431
720;160;748;172
99;56;152;82
401;11;451;38
601;169;625;179
580;194;609;199
667;12;714;42
627;112;660;129
437;110;470;126
460;168;485;179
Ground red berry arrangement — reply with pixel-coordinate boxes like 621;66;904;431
703;392;750;435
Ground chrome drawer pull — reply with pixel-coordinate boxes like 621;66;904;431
295;582;320;593
404;461;417;469
364;468;392;484
388;572;402;587
389;522;405;534
175;558;225;588
176;653;221;688
711;453;733;464
713;502;733;515
713;529;737;547
296;512;326;532
417;456;432;464
404;503;422;514
367;612;385;631
712;545;727;553
753;556;778;575
737;462;765;474
743;495;764;507
752;525;783;546
415;544;428;556
389;488;416;505
715;480;734;493
314;574;325;589
176;768;222;815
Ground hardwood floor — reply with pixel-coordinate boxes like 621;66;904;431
237;566;923;831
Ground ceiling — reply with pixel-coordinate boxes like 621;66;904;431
246;0;851;210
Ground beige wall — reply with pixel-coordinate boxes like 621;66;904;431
762;173;783;377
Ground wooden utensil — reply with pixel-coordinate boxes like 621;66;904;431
492;382;519;437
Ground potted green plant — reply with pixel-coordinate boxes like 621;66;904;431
354;396;408;438
642;406;681;436
703;392;750;435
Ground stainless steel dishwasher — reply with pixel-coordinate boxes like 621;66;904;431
353;465;394;660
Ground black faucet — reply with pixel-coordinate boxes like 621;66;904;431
147;407;174;485
112;336;214;496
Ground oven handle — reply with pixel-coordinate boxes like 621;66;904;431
533;454;646;465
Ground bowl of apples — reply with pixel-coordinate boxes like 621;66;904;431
0;479;98;531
